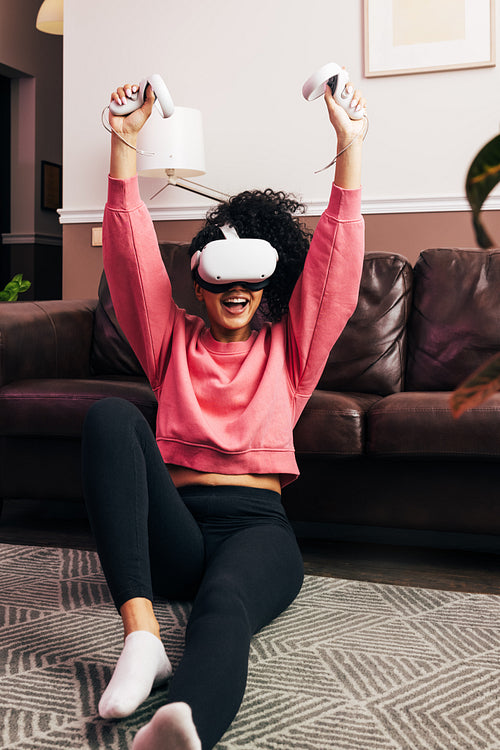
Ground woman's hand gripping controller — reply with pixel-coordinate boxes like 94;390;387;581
302;62;367;173
302;63;365;119
109;75;174;118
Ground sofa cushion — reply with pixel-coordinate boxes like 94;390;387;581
0;378;157;436
294;390;382;455
367;391;500;457
90;273;144;376
406;248;500;390
90;242;207;377
318;252;412;396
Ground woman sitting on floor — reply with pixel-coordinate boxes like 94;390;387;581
82;75;366;749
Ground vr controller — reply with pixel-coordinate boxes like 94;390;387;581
302;63;364;120
191;225;279;293
109;74;174;118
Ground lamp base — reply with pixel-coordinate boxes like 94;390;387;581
148;174;230;203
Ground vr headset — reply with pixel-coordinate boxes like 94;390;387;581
191;225;278;293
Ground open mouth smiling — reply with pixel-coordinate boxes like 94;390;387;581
221;294;250;314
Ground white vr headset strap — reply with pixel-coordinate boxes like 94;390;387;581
191;225;239;272
220;224;239;240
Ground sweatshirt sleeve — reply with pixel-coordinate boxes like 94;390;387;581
102;175;177;388
286;183;364;396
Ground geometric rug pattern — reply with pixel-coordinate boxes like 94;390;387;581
0;543;499;749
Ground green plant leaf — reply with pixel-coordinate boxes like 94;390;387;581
450;352;500;417
466;134;500;248
0;273;31;302
0;288;19;301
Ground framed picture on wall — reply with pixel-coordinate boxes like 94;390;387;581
364;0;496;77
41;161;62;212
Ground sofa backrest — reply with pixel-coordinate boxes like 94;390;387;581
318;252;413;395
91;244;413;396
406;248;500;390
90;242;206;376
0;299;95;384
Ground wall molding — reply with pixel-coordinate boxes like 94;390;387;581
57;194;500;225
58;204;210;224
359;195;500;215
1;232;63;246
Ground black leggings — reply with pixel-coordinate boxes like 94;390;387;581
81;397;304;750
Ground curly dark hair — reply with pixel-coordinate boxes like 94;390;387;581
189;189;311;322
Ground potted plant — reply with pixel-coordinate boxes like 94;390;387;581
450;134;500;417
0;273;31;302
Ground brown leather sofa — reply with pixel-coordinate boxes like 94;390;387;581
1;246;500;546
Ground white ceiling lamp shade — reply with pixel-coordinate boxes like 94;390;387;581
36;0;64;35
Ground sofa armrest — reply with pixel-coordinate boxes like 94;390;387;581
0;299;97;386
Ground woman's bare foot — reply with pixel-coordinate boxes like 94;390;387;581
132;703;201;750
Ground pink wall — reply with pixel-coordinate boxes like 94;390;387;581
63;209;500;300
364;210;500;266
1;0;63;238
63;219;204;299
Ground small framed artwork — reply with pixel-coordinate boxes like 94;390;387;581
41;161;62;211
364;0;496;77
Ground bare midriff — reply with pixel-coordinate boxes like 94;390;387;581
166;464;281;494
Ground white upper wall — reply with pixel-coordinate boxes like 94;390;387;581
62;0;500;218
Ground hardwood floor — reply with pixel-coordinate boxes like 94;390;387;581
0;498;499;594
299;538;500;594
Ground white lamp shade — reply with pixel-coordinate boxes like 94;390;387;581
36;0;64;34
137;106;206;178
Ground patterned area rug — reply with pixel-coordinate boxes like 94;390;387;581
0;544;499;749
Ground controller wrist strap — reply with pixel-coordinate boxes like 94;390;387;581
315;115;369;174
101;106;155;156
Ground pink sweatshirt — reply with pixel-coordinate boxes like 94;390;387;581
103;176;364;486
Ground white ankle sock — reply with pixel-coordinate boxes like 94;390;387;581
98;630;172;719
132;703;201;750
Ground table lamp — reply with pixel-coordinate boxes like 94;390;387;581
137;106;228;202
